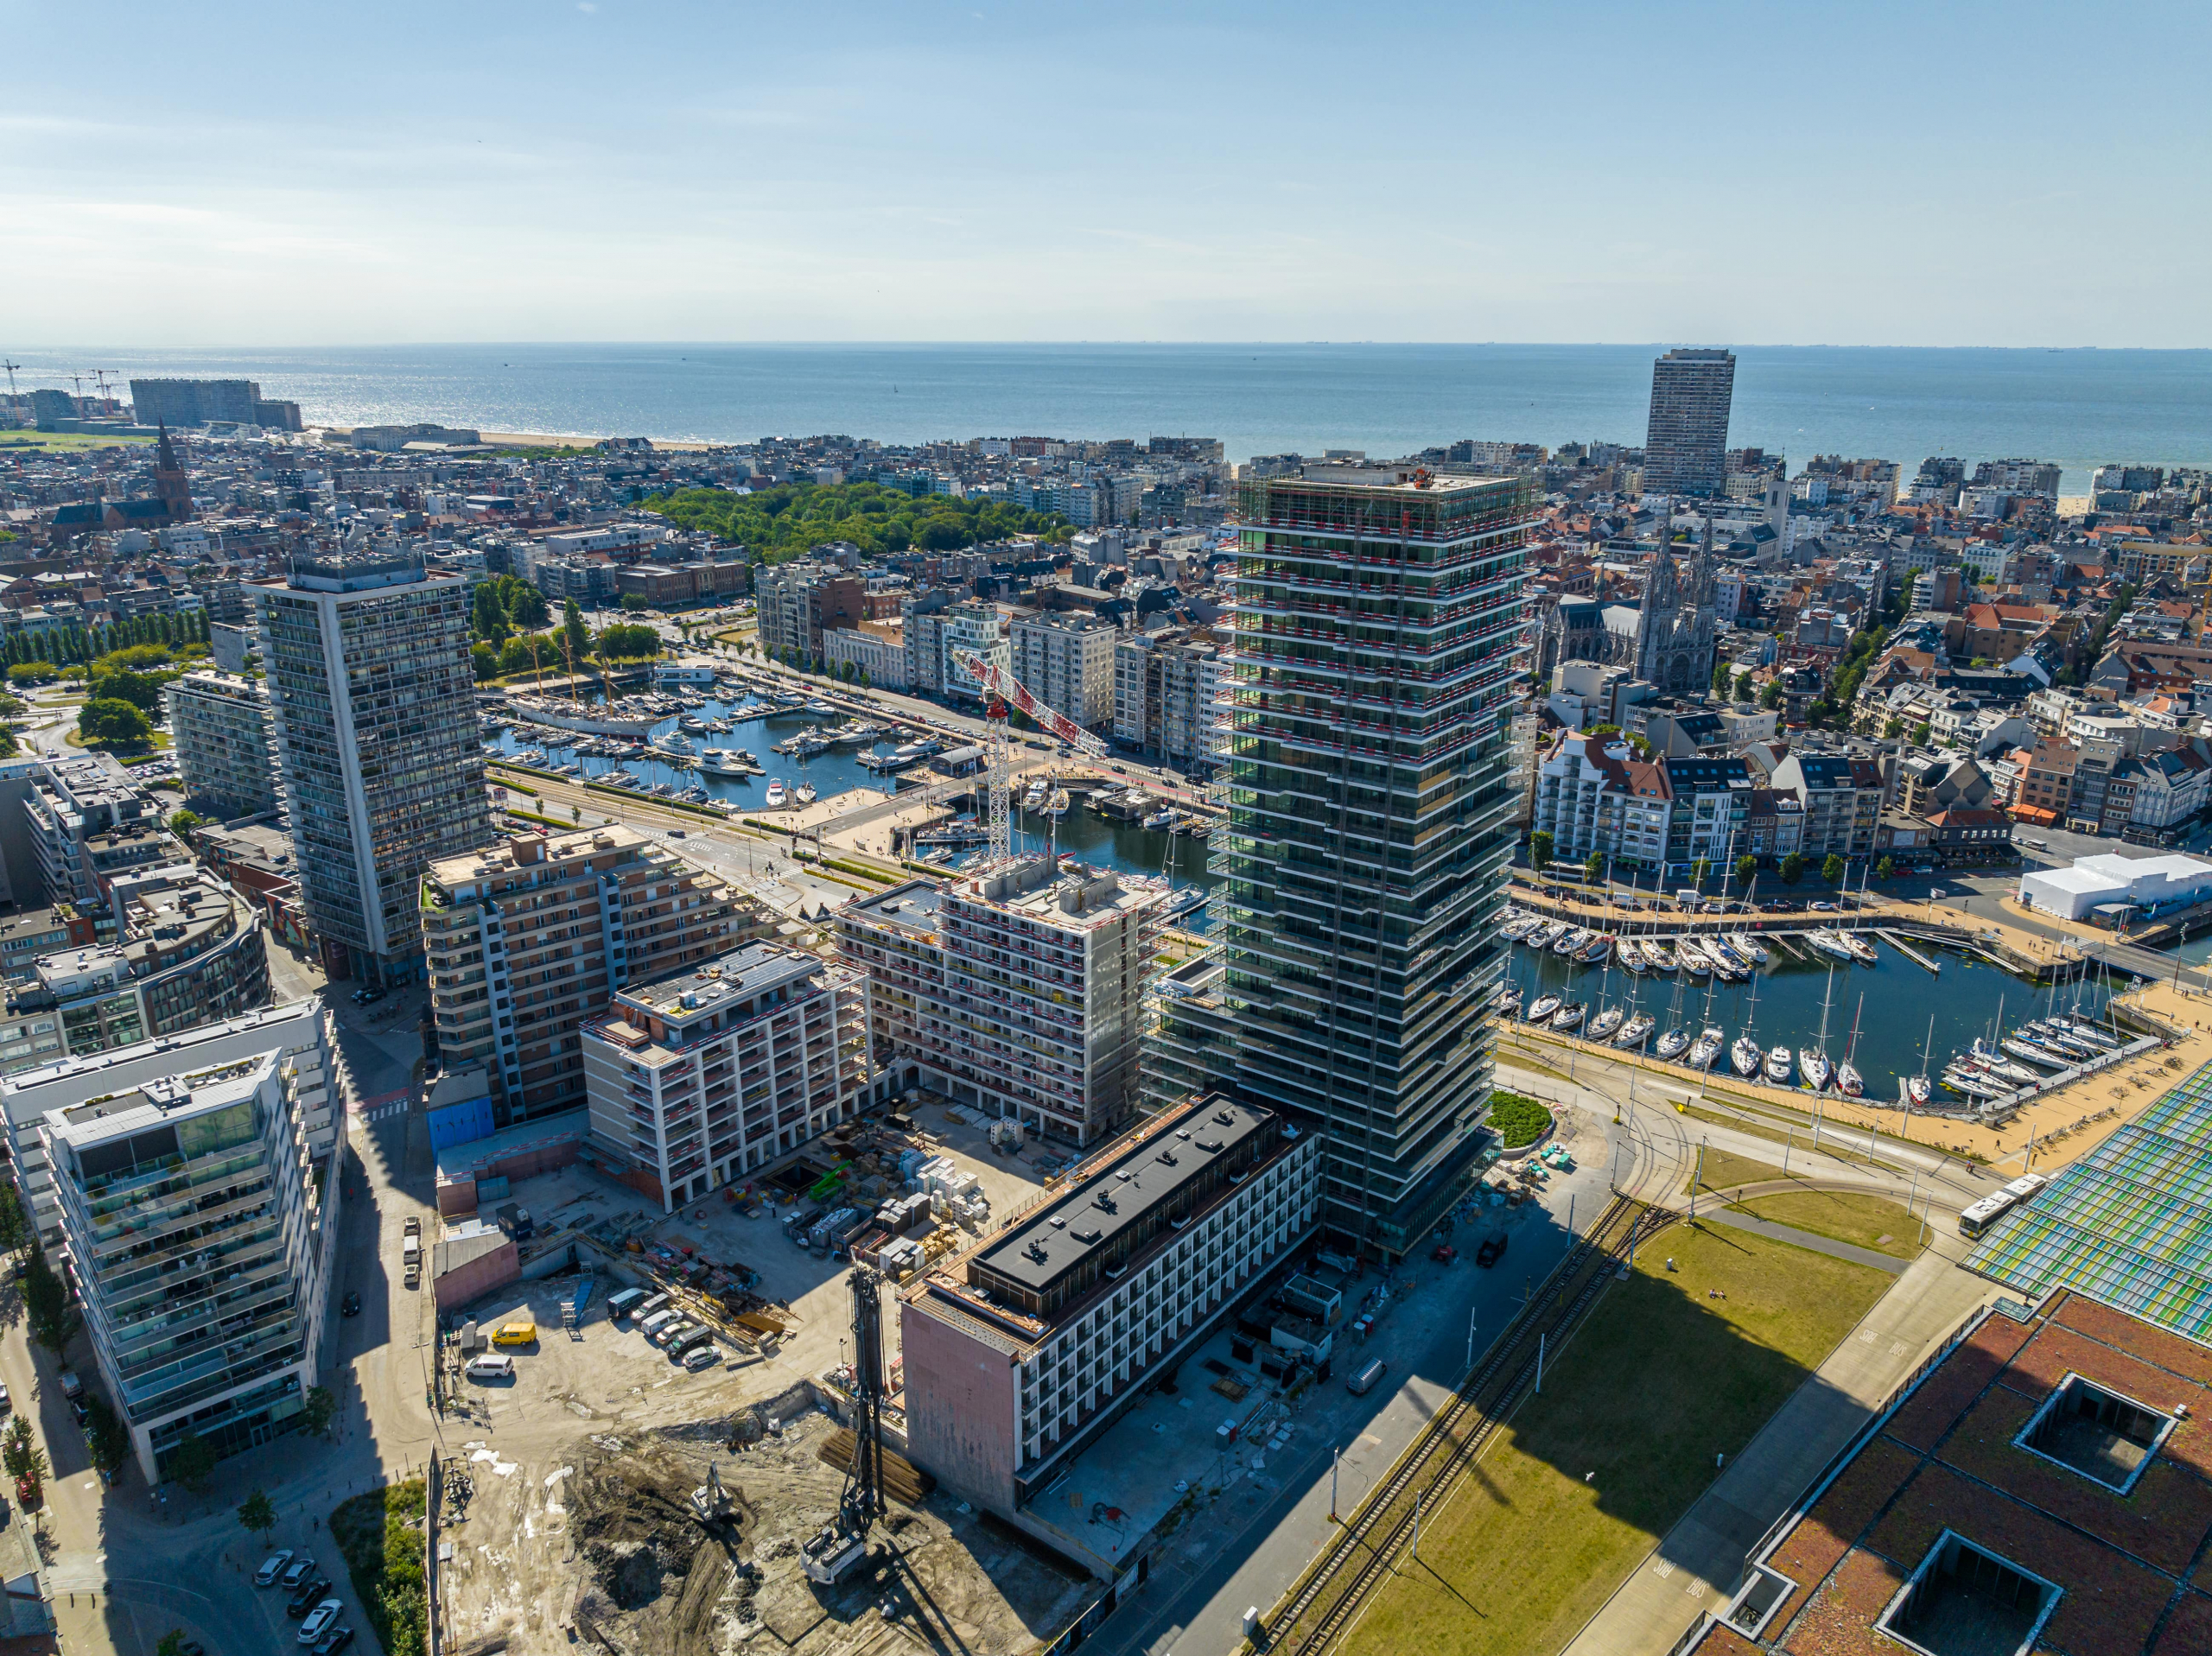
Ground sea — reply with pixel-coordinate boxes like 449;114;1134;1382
15;343;2212;494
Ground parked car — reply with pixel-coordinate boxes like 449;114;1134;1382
255;1551;296;1587
1810;901;1836;912
683;1345;722;1371
288;1577;334;1618
298;1601;343;1643
340;1291;362;1317
280;1556;317;1590
1476;1233;1509;1268
0;1381;11;1413
314;1627;355;1656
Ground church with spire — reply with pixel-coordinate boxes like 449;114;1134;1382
153;422;194;523
1633;516;1720;695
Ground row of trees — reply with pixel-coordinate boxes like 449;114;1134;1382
0;607;210;670
757;639;872;686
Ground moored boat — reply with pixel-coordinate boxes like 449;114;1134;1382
1615;1013;1655;1048
1656;1027;1690;1061
1550;1001;1586;1032
1731;1035;1763;1078
1764;1046;1795;1084
1587;1006;1625;1042
1529;993;1563;1024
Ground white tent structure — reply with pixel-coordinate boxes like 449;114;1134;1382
2017;853;2212;922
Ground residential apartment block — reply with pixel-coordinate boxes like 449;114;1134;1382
581;942;876;1211
1113;630;1226;769
1769;752;1884;860
252;549;489;984
0;866;269;1070
24;755;165;907
1643;348;1736;498
901;1094;1320;1526
2;999;340;1249
38;1043;340;1482
755;559;862;665
1011;609;1116;728
423;827;753;1128
836;858;1167;1146
164;669;280;822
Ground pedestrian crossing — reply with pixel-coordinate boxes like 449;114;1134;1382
353;1087;412;1126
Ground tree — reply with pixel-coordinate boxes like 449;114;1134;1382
158;1634;191;1656
856;664;870;688
471;583;510;644
563;599;590;665
1692;857;1712;889
2;1418;46;1502
302;1385;337;1439
21;1235;77;1356
1711;657;1733;696
1584;851;1605;886
82;1393;130;1477
238;1488;278;1541
0;1180;23;1258
619;593;650;612
5;662;56;687
1529;829;1554;869
1732;669;1753;702
1883;717;1904;739
1911;721;1931;746
1822;853;1847;885
1759;679;1783;711
87;666;167;713
570;804;582;824
1877;855;1897;880
1735;853;1758;888
471;641;499;682
79;698;152;745
168;809;200;837
1779;851;1807;885
167;1430;217;1494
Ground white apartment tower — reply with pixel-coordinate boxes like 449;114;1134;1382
38;1042;340;1482
164;670;281;822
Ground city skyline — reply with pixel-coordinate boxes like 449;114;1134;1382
7;1;2210;347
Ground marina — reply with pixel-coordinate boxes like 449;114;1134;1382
1503;908;2138;1116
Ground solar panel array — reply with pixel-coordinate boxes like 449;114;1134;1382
1968;1062;2212;1343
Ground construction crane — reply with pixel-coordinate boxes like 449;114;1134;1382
1;361;20;429
803;1265;887;1587
951;648;1107;865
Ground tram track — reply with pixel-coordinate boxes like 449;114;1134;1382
1265;1194;1672;1654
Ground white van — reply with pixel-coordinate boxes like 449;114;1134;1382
466;1354;516;1381
637;1309;677;1340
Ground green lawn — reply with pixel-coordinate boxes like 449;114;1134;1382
0;430;153;450
1682;1144;1795;1196
1343;1224;1891;1656
1730;1190;1926;1259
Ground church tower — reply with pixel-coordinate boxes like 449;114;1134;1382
153;422;193;523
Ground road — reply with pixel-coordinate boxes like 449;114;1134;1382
22;969;446;1656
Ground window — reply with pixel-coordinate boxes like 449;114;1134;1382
2013;1372;2174;1494
1878;1531;2059;1656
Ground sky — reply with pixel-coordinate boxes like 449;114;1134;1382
6;1;2210;347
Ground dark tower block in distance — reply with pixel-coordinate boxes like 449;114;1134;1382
1220;463;1535;1254
1643;348;1736;498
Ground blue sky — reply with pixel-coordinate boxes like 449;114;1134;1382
5;1;2208;346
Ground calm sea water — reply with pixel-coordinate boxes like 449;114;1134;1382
19;344;2212;492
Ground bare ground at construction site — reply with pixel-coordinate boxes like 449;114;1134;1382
439;1400;1095;1656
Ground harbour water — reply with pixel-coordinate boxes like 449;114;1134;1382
1505;933;2125;1105
18;343;2212;491
487;695;1217;889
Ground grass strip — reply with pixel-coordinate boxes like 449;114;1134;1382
1681;1144;1796;1196
1728;1190;1927;1259
331;1476;428;1656
1343;1225;1889;1656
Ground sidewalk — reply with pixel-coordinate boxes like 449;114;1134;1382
1560;1246;2001;1656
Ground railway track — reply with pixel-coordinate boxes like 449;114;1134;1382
1266;1195;1671;1655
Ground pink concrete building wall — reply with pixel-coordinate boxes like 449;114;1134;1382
899;1295;1019;1515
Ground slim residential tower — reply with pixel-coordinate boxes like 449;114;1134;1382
1215;464;1534;1253
252;548;489;984
1643;347;1736;498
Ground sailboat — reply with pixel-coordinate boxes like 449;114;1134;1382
1838;993;1866;1097
1732;970;1764;1079
1802;965;1836;1091
1906;1015;1934;1109
1655;958;1691;1059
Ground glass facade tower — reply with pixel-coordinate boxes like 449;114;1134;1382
1213;466;1534;1253
253;551;490;984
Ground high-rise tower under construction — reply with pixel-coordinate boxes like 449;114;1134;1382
1202;463;1534;1253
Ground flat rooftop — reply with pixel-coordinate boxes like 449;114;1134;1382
847;880;946;936
48;1054;273;1152
1698;1290;2212;1655
975;1097;1272;1297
